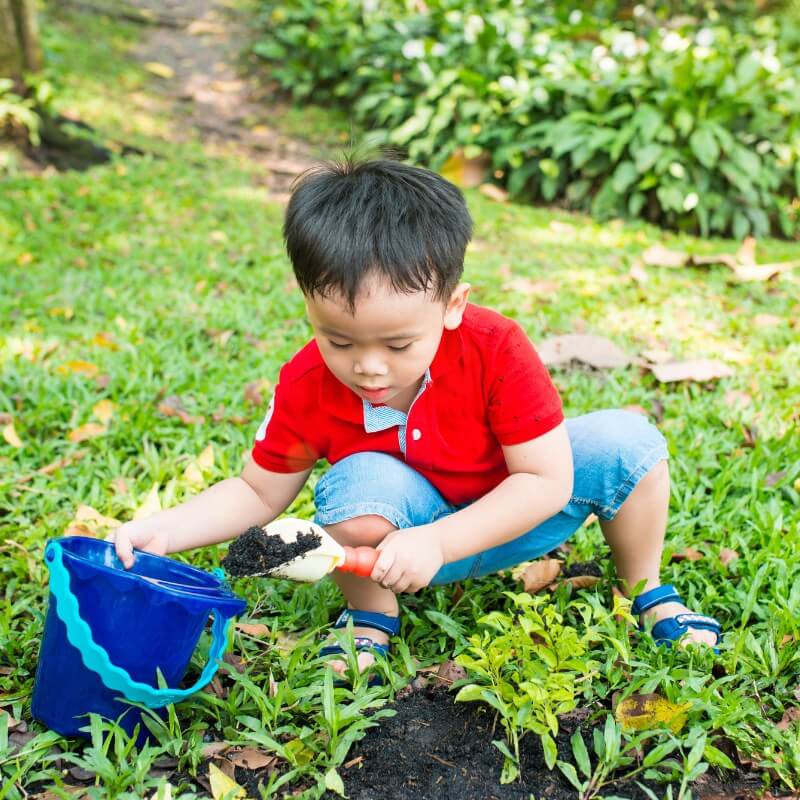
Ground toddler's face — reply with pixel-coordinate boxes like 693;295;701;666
305;275;469;412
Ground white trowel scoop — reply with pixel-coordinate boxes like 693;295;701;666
222;517;380;583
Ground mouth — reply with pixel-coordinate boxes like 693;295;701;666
357;385;390;401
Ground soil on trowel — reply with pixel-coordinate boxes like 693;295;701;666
221;525;321;576
335;687;769;800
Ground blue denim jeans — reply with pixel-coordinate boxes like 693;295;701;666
313;409;668;585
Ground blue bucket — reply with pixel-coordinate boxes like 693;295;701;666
31;537;246;742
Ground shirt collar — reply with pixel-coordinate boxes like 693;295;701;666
317;325;464;423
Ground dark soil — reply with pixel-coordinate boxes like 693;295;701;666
334;687;771;800
562;560;604;579
221;525;322;576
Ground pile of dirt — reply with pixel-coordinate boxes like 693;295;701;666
221;525;321;576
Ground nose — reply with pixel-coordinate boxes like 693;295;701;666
353;352;388;377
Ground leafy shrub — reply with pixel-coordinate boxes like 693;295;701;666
253;0;800;238
0;78;40;145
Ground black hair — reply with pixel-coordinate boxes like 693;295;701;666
283;157;473;313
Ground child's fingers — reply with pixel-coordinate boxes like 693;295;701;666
371;547;395;583
114;533;135;570
379;562;405;591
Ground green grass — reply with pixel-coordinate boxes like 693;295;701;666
1;5;800;799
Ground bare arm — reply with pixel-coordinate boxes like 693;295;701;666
112;457;312;568
435;421;574;564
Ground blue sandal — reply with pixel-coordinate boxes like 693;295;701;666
319;609;400;684
631;584;721;651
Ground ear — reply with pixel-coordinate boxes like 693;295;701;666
443;282;471;330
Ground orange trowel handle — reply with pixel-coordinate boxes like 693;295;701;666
338;546;380;578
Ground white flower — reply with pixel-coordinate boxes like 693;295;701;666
756;140;771;155
669;162;686;179
695;28;714;47
431;42;446;57
599;56;618;72
464;14;485;44
592;45;608;61
498;75;517;91
633;4;647;17
569;10;582;25
402;39;425;59
612;31;640;58
761;53;781;73
683;192;699;212
532;86;549;104
507;30;524;50
661;31;689;53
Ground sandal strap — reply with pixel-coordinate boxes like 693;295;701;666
631;584;682;614
320;637;391;657
332;608;400;636
651;613;721;645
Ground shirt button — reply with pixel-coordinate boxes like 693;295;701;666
411;428;422;441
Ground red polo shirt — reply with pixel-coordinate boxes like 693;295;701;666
251;303;563;506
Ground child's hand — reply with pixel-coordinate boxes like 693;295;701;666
371;525;444;593
107;519;171;570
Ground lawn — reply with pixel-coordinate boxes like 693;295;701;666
1;5;799;800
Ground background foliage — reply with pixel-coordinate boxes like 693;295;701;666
254;0;800;239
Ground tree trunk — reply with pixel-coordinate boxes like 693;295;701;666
0;0;41;84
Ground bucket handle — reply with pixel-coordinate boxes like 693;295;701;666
45;540;235;709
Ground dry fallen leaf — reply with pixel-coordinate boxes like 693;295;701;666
478;183;508;202
614;692;691;733
68;422;107;443
91;332;118;350
197;444;215;470
562;575;602;590
64;504;121;538
516;559;563;593
538;334;631;370
92;399;115;424
201;741;231;758
157;395;204;425
207;762;246;800
765;470;787;487
650;359;733;383
144;61;175;79
235;622;270;637
440;148;490;188
57;360;99;377
503;277;559;297
776;707;800;731
642;245;688;268
183;462;204;486
133;484;162;520
2;423;22;448
432;660;467;684
228;748;277;770
244;379;271;406
724;389;752;408
719;548;739;567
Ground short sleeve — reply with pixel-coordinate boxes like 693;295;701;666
251;377;318;473
487;322;564;445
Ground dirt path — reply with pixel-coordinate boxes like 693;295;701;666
128;0;323;199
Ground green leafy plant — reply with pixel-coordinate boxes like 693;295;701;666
253;0;800;239
454;591;601;782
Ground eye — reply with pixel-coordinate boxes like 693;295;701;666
328;340;352;349
387;343;412;352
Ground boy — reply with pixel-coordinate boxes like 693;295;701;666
112;158;720;677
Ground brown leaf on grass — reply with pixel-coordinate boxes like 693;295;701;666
92;399;115;424
0;708;23;732
133;484;162;520
724;390;752;408
206;328;233;347
642;245;688;268
268;671;279;698
503;277;559;297
753;313;781;327
201;742;231;758
614;692;691;733
110;477;130;495
629;262;648;284
203;675;226;698
516;559;563;593
765;470;787;487
538;334;631;370
478;183;508;202
235;622;270;637
2;423;22;448
64;504;121;538
777;707;800;731
741;424;758;447
244;379;271;407
157;395;205;425
440;148;490;188
719;548;739;567
228;748;277;770
57;360;99;377
91;332;118;350
0;412;11;425
68;422;107;443
649;359;733;383
144;61;175;79
17;450;88;484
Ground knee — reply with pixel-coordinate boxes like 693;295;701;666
324;514;397;547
